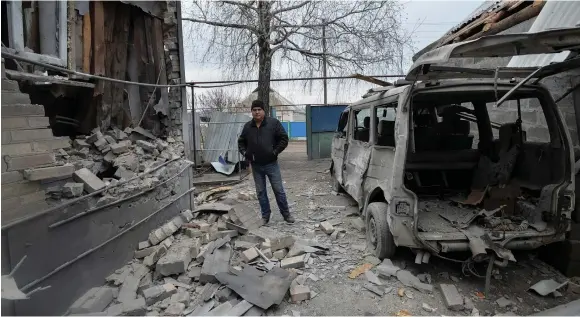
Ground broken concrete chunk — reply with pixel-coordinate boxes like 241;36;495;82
142;283;177;305
73;168;106;193
496;297;513;308
110;140;132;154
114;166;135;180
319;221;334;234
397;270;432;293
62;182;84;198
143;244;168;267
138;241;151;250
180;209;194;222
248;227;295;251
114;153;139;172
74;139;90;149
103;151;116;163
273;249;288;260
69;286;115;314
376;259;400;278
365;270;382;286
280;255;305;269
200;244;232;284
135;246;156;259
118;264;148;304
187;266;202;281
136;140;157;152
529;279;568;296
156;238;199;276
440;284;464;311
422;303;436;313
350;218;366;232
164;302;185;316
290;285;311;302
242;247;260;263
363;283;384;296
227;300;254;316
170;290;190;304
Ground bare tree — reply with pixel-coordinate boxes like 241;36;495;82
184;1;411;114
194;88;241;118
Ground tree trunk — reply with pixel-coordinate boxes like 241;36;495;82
257;1;272;116
257;39;272;116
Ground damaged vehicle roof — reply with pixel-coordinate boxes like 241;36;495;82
407;26;580;81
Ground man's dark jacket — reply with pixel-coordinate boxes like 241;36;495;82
238;117;289;165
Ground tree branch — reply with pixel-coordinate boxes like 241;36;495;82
271;1;310;15
182;17;259;34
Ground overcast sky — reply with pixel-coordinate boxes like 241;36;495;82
182;0;484;105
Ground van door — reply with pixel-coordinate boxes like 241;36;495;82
331;109;349;185
343;106;373;204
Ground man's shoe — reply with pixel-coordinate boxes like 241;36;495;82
284;215;295;223
262;217;270;226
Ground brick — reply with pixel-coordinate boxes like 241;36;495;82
1;143;33;156
32;138;71;151
2;131;11;144
241;247;259;262
2;92;31;104
2;79;20;91
134;247;155;259
2;104;44;116
24;163;74;181
184;228;203;238
248;227;295;251
439;284;463;311
142;283;177;305
156;238;200;276
1;171;23;184
138;241;151;250
136;140;156;152
280;255;305;269
62;182;84;197
73;139;90;149
73;168;106;193
272;249;288;260
69;286;115;314
143;244;168;267
94;137;108;149
110;140;131;154
180;209;194;222
10;129;54;142
319;221;334;234
115;166;135;180
4;152;55;171
290;285;311;302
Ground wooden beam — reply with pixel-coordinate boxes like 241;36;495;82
463;1;545;42
91;1;105;75
5;69;95;88
83;13;92;73
350;74;392;87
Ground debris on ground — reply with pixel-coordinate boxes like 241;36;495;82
349;263;374;279
422;302;436;313
529;279;568;297
496;296;514;308
440;284;464;311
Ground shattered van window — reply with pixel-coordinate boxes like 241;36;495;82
375;105;396;146
353;108;371;142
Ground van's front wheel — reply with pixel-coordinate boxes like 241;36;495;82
366;202;396;259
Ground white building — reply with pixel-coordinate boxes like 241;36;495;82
240;88;306;122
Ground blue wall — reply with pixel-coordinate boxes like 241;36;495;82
311;105;347;133
281;121;306;139
307;105;348;159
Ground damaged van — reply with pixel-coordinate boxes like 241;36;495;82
331;27;580;264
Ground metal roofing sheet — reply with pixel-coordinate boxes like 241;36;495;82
507;0;580;68
202;112;250;164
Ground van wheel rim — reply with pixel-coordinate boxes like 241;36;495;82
369;217;377;246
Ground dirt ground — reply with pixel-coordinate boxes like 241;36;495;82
226;141;578;316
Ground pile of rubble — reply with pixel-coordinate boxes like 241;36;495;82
67;190;335;316
47;126;185;204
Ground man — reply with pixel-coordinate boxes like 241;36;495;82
238;100;295;225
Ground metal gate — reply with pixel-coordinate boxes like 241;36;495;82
306;104;347;159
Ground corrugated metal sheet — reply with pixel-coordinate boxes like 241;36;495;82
447;0;503;35
507;0;580;67
202;112;251;164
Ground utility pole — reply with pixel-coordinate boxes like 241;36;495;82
322;21;327;106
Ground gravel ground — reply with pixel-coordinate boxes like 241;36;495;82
224;142;577;316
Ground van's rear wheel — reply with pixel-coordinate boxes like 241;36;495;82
366;202;396;259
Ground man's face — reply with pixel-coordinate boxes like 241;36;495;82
252;107;265;121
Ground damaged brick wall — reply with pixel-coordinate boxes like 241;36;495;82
162;0;184;138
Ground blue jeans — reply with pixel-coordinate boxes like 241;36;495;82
252;162;290;219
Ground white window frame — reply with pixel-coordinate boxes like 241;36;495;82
5;0;68;67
